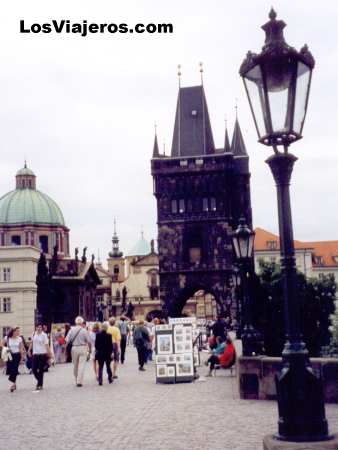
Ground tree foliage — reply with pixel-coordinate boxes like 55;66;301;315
253;260;336;357
329;300;338;356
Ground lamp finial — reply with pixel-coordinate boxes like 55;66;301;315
269;7;277;20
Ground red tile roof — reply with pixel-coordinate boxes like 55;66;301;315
254;228;338;268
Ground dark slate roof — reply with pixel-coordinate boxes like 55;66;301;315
152;133;160;157
171;85;215;157
231;118;247;156
224;127;231;153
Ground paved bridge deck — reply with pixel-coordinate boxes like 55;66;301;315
1;348;338;450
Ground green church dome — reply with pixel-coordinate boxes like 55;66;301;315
128;232;151;256
0;164;65;226
0;190;65;226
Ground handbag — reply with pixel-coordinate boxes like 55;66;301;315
66;327;82;354
1;345;12;362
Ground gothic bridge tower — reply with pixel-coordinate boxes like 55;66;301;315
151;80;252;317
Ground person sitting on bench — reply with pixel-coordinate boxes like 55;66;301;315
205;336;235;376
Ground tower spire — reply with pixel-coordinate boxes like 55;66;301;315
224;117;231;153
231;117;247;156
177;64;182;156
109;218;123;258
152;123;160;157
199;62;204;86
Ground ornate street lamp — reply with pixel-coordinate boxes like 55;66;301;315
231;267;242;338
232;218;262;356
240;9;329;442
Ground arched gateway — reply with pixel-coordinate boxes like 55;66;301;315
151;81;253;317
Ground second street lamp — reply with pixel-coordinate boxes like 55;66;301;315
232;218;262;356
239;9;329;442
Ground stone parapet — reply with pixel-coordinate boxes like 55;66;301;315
238;356;338;403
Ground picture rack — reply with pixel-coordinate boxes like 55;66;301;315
155;317;199;384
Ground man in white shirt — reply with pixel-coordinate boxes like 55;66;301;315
28;324;50;391
65;316;91;387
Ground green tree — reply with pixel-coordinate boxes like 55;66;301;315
255;261;336;357
329;300;338;356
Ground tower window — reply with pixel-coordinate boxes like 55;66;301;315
171;199;178;214
179;199;185;213
210;197;217;211
202;198;209;212
114;265;119;274
187;199;193;213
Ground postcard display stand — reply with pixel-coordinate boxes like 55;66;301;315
155;317;199;384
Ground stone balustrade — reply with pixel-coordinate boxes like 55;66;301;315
238;356;338;403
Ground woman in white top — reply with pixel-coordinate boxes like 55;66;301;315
89;322;101;380
28;324;51;391
3;327;24;392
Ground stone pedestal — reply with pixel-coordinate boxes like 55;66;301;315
263;434;338;450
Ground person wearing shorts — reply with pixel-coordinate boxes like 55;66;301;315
107;317;121;379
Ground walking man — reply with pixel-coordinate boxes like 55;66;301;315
107;317;121;379
65;316;91;387
133;320;150;371
118;316;128;364
95;322;113;385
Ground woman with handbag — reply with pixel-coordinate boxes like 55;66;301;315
28;324;51;391
2;327;24;392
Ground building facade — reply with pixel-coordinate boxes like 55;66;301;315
254;228;338;280
0;246;40;337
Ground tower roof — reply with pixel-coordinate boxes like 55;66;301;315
231;118;247;156
171;85;215;157
224;126;231;153
152;132;160;157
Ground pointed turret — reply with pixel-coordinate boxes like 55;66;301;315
231;118;247;156
224;126;231;153
171;85;215;157
152;130;160;157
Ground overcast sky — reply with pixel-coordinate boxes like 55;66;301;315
1;0;337;266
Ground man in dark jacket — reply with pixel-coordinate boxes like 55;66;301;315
212;316;227;342
95;322;113;385
133;320;150;371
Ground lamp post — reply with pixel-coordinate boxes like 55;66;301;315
231;267;242;338
232;218;262;356
240;9;329;442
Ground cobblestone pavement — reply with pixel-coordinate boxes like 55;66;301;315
1;349;338;450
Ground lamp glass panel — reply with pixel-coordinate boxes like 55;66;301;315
243;65;267;137
232;238;240;259
247;235;254;258
293;62;311;134
239;236;249;258
264;56;296;133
